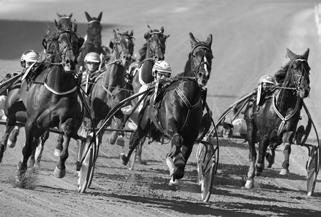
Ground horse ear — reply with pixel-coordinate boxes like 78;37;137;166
130;30;134;37
98;12;103;21
42;39;47;49
286;48;298;60
206;34;213;48
54;19;60;29
73;23;78;33
85;11;92;22
109;41;114;49
160;26;164;33
69;13;73;18
113;29;118;39
165;34;170;39
189;32;197;48
302;48;310;60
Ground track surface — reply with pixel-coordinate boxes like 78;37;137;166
0;0;321;216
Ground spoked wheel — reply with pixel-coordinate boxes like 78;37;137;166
78;136;97;193
87;136;100;189
196;137;219;202
306;145;320;196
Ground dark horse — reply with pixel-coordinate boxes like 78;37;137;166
15;28;83;181
78;29;134;159
130;26;169;95
77;11;109;71
121;32;213;184
243;48;310;189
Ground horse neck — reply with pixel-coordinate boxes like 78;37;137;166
181;57;195;77
86;30;101;46
46;65;76;91
276;84;301;114
102;50;124;91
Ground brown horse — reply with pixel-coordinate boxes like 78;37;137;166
77;11;110;71
15;28;83;182
77;29;135;167
243;48;310;189
130;26;169;95
121;32;213;185
55;13;77;33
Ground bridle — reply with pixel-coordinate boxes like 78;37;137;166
275;58;309;94
190;44;212;84
147;33;165;61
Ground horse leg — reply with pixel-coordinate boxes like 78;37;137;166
256;137;269;176
245;130;257;189
16;122;36;182
266;142;277;168
54;119;73;178
110;115;124;146
33;131;49;168
280;132;293;175
166;133;184;179
54;134;63;157
8;126;20;148
120;126;146;165
0;124;14;163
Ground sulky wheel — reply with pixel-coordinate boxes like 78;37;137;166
306;145;320;196
78;136;97;193
86;135;99;189
196;137;219;202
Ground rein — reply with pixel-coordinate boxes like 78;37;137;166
271;58;307;136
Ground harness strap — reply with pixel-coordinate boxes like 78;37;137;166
272;92;300;136
44;83;77;96
175;87;202;132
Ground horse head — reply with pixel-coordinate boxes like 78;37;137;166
42;29;83;72
144;25;169;61
55;13;77;33
109;29;135;68
84;11;103;44
187;32;213;86
283;48;310;98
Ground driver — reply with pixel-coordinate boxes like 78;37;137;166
82;52;101;94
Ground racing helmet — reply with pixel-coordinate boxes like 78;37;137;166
258;74;275;85
20;50;39;67
84;52;101;63
152;60;172;77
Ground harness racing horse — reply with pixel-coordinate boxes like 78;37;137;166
55;13;77;33
78;29;134;163
121;32;213;185
0;13;80;164
77;11;109;71
130;26;169;94
243;48;311;189
15;29;84;182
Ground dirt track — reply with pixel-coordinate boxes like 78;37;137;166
0;0;321;216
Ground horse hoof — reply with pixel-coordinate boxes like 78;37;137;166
173;167;184;180
54;149;61;157
116;137;125;147
120;153;128;165
53;167;66;178
169;177;179;186
245;179;254;189
279;168;289;175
